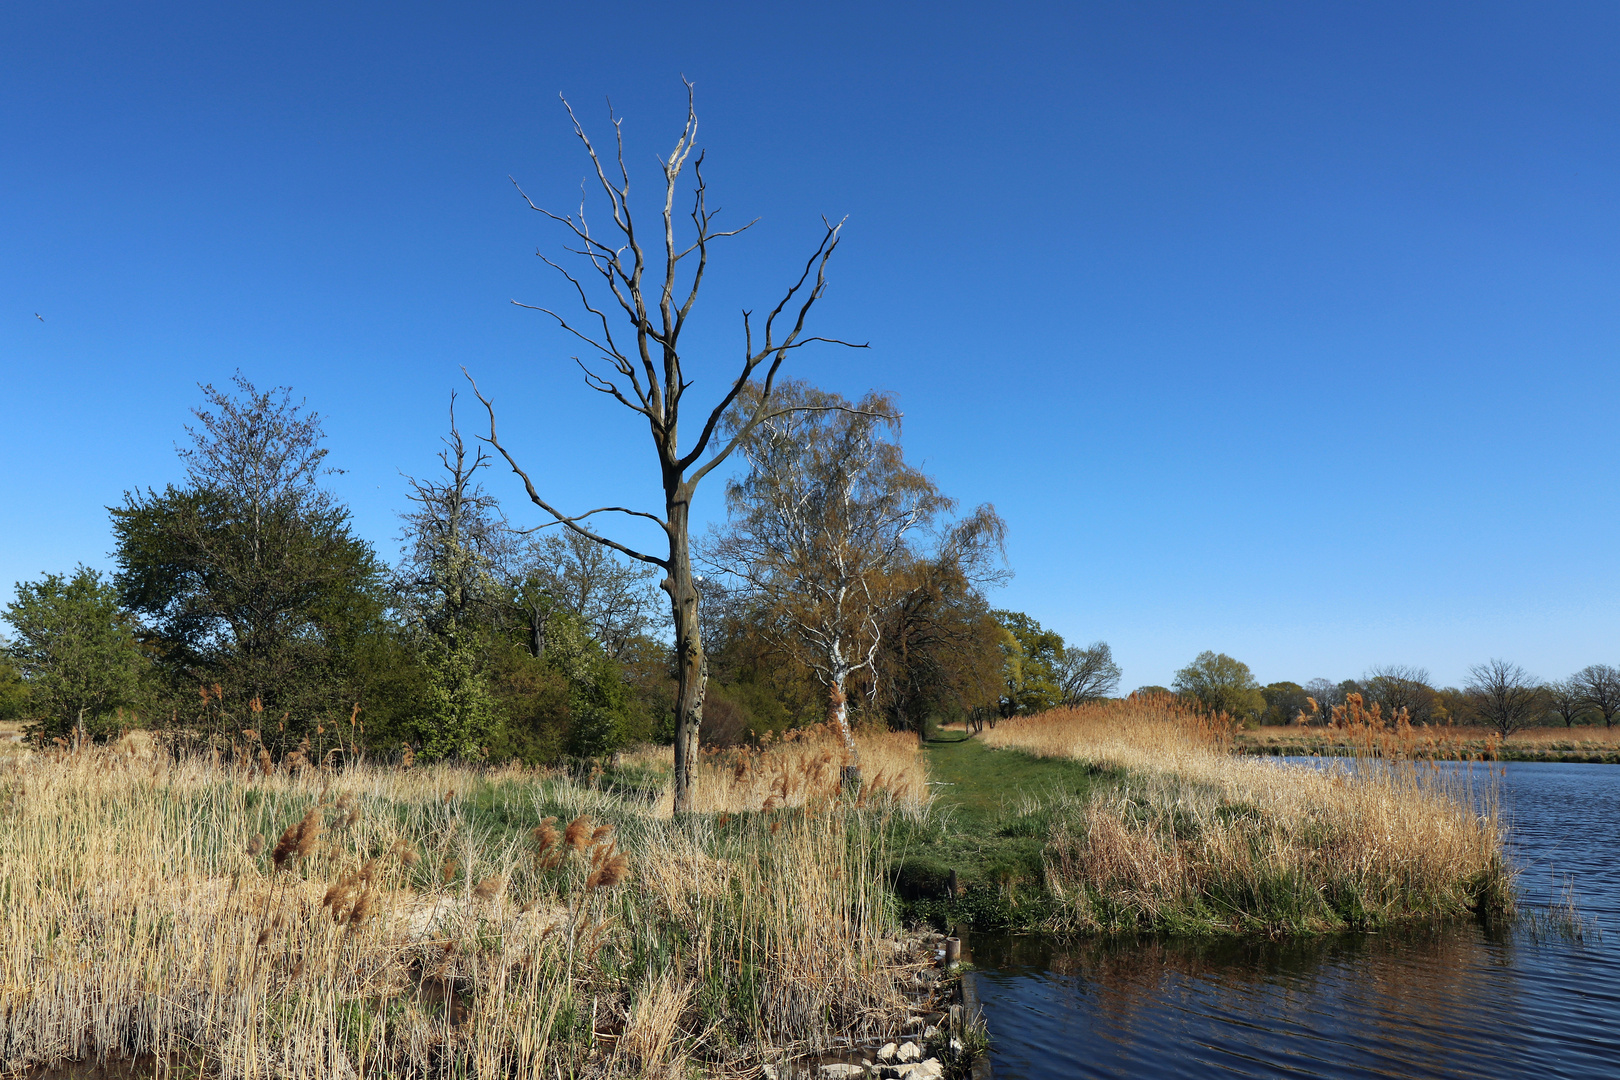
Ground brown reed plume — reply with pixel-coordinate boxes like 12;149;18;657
562;814;593;852
348;886;377;929
584;841;630;891
322;869;360;922
271;807;322;870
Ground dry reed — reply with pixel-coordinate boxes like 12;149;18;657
642;723;934;818
981;694;1511;934
0;735;921;1077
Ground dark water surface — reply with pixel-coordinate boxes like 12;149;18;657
968;761;1620;1079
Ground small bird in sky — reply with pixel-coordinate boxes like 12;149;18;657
35;313;43;321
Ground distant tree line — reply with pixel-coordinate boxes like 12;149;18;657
1156;651;1620;739
1;374;1118;763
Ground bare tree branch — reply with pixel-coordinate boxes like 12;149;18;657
483;86;854;809
463;369;669;569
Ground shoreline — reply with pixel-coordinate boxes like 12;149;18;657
912;699;1514;939
1236;741;1620;765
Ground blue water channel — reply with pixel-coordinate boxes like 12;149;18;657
966;760;1620;1079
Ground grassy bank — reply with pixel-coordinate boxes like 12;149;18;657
0;727;945;1078
974;697;1512;935
887;698;1512;937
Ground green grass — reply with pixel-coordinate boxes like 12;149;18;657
890;731;1126;929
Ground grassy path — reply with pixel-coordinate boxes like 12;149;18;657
889;730;1122;926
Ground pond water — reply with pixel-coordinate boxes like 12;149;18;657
966;760;1620;1079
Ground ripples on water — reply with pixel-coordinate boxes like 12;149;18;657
969;761;1620;1079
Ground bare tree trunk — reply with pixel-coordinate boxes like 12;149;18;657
666;495;706;808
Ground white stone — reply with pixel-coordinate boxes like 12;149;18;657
898;1042;921;1063
820;1065;864;1079
876;1043;898;1062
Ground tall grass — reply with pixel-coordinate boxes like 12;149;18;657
980;694;1511;934
0;726;930;1077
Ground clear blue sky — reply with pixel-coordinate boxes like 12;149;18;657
4;1;1618;691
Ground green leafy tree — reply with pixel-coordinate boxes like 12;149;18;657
395;403;503;760
484;613;645;763
872;521;1007;736
111;374;389;742
1173;651;1266;720
3;566;146;742
396;401;657;763
419;633;494;760
1260;681;1311;725
995;611;1065;716
0;651;29;722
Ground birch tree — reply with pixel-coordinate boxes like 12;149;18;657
704;381;945;783
469;85;859;811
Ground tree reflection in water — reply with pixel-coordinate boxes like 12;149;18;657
965;920;1611;1079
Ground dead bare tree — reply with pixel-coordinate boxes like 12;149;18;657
1545;677;1591;728
1574;664;1620;729
468;84;861;811
1464;659;1544;738
1056;641;1123;706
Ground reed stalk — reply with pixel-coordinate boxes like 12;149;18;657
0;725;931;1077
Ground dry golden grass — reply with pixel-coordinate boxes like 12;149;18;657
1496;724;1620;747
0;736;927;1078
980;694;1510;934
685;723;931;817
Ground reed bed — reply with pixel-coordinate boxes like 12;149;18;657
980;694;1511;934
1239;716;1620;761
674;724;932;817
0;728;926;1078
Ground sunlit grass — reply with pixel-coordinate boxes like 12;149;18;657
0;726;930;1077
979;695;1512;934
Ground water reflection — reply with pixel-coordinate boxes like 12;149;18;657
969;762;1620;1079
